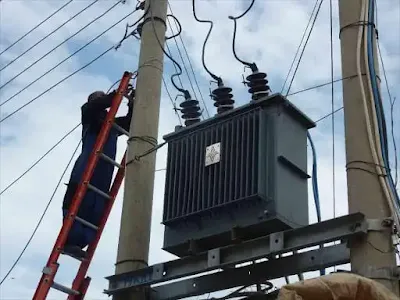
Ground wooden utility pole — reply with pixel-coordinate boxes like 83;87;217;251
338;0;399;295
114;0;168;299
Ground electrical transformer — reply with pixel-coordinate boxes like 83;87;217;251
162;93;315;257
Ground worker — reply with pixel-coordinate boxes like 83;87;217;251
61;87;134;259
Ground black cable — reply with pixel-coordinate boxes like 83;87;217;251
148;3;188;97
192;0;222;84
0;133;84;286
167;2;210;118
166;15;182;40
377;41;398;187
0;123;81;196
0;0;73;56
165;14;205;119
281;0;319;94
285;0;324;96
0;0;122;91
228;0;257;70
0;0;100;72
0;9;144;122
315;107;343;123
162;76;183;126
0;7;138;108
287;74;359;97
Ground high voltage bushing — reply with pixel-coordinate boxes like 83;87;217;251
212;83;235;114
246;70;270;101
180;94;202;126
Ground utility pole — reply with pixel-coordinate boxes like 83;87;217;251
114;0;168;299
338;0;399;295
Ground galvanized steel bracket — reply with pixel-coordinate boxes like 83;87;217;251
152;263;164;281
270;231;284;252
367;218;393;232
208;248;221;268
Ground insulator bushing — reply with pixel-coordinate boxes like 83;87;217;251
212;85;235;114
246;71;270;101
180;98;201;126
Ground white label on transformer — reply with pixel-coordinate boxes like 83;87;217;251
205;142;221;167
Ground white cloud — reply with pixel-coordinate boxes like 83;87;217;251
0;0;399;299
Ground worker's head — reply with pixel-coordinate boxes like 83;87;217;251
88;91;105;102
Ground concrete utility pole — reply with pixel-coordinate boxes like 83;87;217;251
114;0;168;299
338;0;399;295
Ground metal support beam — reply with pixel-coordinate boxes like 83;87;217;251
150;243;349;300
105;213;366;295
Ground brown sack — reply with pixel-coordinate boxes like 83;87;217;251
278;273;399;300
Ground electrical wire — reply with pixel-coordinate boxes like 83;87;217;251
285;0;324;96
281;0;320;94
377;41;398;188
0;7;138;108
147;2;188;97
0;0;99;72
0;123;81;196
192;0;222;84
0;8;145;123
329;0;336;273
365;0;400;215
0;0;73;56
0;0;122;91
166;14;182;40
0;133;84;286
162;76;183;126
167;2;210;118
165;14;206;119
228;0;257;70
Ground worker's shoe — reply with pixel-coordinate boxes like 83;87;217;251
62;245;87;260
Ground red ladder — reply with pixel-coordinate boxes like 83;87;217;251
33;71;132;300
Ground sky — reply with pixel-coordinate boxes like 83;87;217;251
0;0;399;299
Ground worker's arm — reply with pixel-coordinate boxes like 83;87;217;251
81;91;117;126
114;100;133;135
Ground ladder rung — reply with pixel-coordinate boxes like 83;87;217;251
87;184;111;199
52;281;80;295
75;216;99;230
112;122;129;136
99;152;122;169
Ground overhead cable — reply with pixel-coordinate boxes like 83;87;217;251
0;0;73;56
0;0;122;91
285;0;324;96
0;5;138;108
0;123;81;196
0;0;100;72
192;0;222;84
0;8;145;123
0;134;84;286
281;0;319;94
167;2;210;117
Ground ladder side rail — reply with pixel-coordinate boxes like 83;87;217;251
69;154;127;299
33;71;132;300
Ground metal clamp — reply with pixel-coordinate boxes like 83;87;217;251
208;248;221;268
367;218;393;232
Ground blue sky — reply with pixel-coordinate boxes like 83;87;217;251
0;0;399;298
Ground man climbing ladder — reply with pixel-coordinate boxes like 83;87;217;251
33;71;134;300
62;86;134;259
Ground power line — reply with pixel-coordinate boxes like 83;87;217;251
0;123;81;196
377;40;398;188
315;106;343;123
0;135;83;286
0;0;100;72
167;2;210;118
285;0;324;96
281;0;319;94
0;8;143;120
165;15;204;118
0;0;73;56
329;0;336;224
162;76;183;126
0;0;122;91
